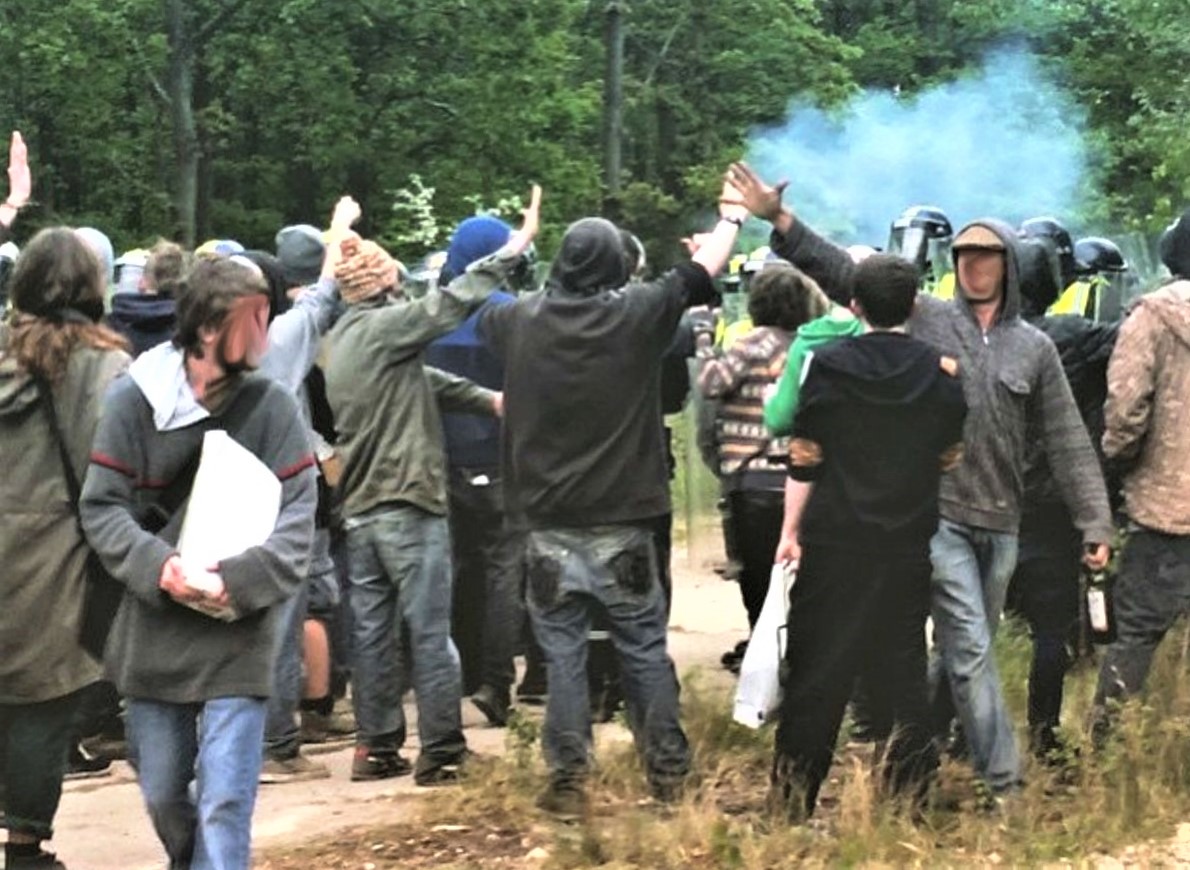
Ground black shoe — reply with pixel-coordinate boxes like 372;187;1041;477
350;746;412;782
5;847;67;869
471;685;510;727
65;743;112;780
414;750;476;786
720;640;748;671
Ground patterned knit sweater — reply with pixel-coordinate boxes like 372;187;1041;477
697;325;791;491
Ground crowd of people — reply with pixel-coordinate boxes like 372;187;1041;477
1;122;1189;869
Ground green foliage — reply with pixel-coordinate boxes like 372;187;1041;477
0;0;1186;258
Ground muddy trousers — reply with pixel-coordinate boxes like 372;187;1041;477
773;545;937;818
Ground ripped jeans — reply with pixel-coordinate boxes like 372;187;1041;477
525;525;690;791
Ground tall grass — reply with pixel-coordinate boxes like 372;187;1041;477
420;618;1190;867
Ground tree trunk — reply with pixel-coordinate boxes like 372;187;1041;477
602;0;625;219
165;0;199;247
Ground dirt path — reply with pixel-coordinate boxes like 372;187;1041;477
48;561;747;870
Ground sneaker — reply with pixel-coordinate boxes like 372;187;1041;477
259;752;331;784
414;750;475;786
536;784;588;822
64;743;112;781
470;685;510;727
351;746;412;782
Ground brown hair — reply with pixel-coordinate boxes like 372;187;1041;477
748;261;832;331
174;256;268;357
144;239;190;298
4;228;128;382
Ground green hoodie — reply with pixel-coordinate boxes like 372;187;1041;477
763;306;864;436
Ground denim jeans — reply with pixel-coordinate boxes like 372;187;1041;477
126;696;267;870
525;525;690;791
1094;528;1190;713
0;690;80;839
263;575;310;760
345;503;466;766
928;519;1021;790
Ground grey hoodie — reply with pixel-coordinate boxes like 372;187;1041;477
770;216;1112;543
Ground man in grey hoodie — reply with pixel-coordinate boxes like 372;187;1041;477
726;163;1112;795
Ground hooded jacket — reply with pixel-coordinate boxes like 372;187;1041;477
107;294;177;358
763;307;865;435
0;342;129;703
478;218;716;529
79;349;317;703
771;215;1112;543
1103;281;1190;534
790;331;967;551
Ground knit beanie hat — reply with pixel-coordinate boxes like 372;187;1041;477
275;224;326;288
441;215;512;285
335;237;401;305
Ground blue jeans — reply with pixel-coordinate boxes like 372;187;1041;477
928;519;1021;790
126;697;267;870
345;503;466;766
525;525;690;791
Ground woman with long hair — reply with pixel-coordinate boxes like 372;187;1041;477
0;226;130;869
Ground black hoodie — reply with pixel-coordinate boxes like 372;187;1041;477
107;293;177;358
791;331;967;552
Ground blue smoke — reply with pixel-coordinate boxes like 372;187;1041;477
746;47;1091;246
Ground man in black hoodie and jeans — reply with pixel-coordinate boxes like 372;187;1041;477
478;189;743;818
773;254;967;818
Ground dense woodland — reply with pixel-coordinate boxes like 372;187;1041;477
0;0;1187;268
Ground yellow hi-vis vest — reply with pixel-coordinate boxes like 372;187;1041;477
1049;280;1093;317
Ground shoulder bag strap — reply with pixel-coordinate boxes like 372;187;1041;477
34;376;83;511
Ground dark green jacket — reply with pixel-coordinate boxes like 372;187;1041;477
326;251;514;519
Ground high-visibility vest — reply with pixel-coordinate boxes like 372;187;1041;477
931;271;956;300
1049;280;1094;317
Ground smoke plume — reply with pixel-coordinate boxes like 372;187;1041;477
746;47;1091;246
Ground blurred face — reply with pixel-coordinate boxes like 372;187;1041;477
956;249;1005;305
210;293;270;372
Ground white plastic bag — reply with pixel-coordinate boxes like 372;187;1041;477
732;563;796;729
176;431;282;620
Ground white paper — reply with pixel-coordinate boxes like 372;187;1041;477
733;563;796;729
176;431;282;620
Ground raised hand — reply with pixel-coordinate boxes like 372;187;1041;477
726;162;788;223
520;184;543;242
7;131;30;208
330;195;362;231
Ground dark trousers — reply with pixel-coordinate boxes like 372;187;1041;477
773;545;937;818
728;489;785;629
448;472;524;698
1;690;81;839
1005;550;1080;750
1094;529;1190;720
